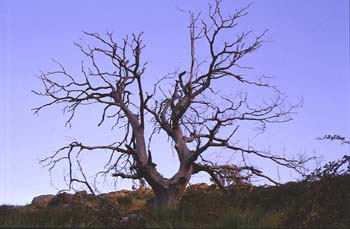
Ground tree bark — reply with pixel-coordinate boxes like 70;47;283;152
145;166;191;209
153;187;184;210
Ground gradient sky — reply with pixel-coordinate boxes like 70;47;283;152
0;0;349;205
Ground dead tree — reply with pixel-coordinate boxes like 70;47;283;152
34;0;311;209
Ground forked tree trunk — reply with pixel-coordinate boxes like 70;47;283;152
143;157;192;209
148;172;190;210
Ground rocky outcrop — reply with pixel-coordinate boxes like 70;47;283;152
30;185;212;210
30;191;97;208
48;191;98;208
49;192;74;207
186;182;209;193
31;194;55;208
100;190;132;201
134;187;153;196
99;188;153;202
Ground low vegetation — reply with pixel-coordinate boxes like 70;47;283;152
1;175;349;228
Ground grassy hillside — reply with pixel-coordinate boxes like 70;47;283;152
1;175;349;228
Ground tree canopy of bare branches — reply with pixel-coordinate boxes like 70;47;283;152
34;0;311;209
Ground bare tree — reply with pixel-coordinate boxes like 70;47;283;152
34;0;310;209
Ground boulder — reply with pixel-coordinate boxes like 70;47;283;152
31;194;55;208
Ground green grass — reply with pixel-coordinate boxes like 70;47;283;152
0;205;96;227
210;207;280;229
146;208;194;228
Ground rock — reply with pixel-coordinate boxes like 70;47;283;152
100;190;132;201
186;182;209;193
135;187;153;196
49;192;74;207
75;190;87;196
31;194;55;208
73;190;89;201
73;191;99;208
30;188;152;211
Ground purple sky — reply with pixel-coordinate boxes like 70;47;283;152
1;0;349;205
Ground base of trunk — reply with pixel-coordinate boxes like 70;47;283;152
154;189;182;210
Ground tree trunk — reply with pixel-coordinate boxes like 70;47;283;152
153;188;183;210
143;162;192;209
